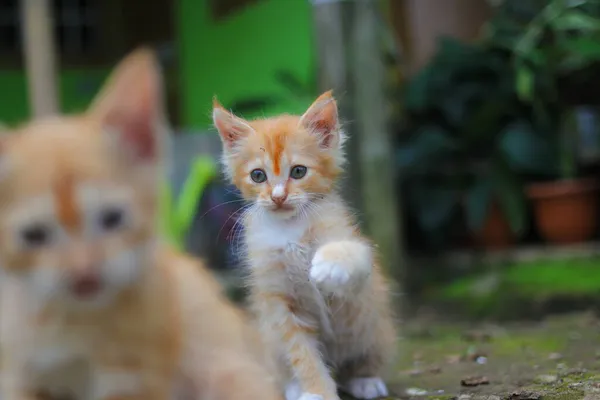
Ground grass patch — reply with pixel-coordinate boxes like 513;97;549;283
443;257;600;299
431;257;600;319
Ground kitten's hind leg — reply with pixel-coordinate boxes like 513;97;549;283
337;353;389;400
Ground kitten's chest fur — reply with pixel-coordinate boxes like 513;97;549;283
247;215;314;270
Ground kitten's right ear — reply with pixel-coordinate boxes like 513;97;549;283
212;99;254;150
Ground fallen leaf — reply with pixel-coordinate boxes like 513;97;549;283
460;376;490;387
506;390;541;400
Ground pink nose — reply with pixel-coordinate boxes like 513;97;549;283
271;193;288;206
70;271;103;298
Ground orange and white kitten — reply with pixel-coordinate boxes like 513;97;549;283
0;49;282;400
213;91;398;400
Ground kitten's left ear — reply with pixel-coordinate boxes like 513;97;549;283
88;47;165;164
299;90;340;148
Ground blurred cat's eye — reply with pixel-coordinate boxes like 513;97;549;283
99;207;125;231
250;169;267;183
20;223;52;248
290;165;307;179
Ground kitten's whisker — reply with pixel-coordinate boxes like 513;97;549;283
196;198;248;221
216;203;253;243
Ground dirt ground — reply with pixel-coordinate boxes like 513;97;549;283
370;311;600;400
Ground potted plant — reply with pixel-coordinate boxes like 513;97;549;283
484;0;600;244
398;38;544;251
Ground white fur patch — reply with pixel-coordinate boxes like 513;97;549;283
272;184;286;198
343;377;388;399
247;214;309;251
284;380;303;400
297;393;324;400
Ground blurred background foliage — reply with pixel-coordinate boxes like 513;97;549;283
398;0;600;254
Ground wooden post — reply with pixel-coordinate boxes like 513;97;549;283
350;0;406;294
21;0;59;117
311;0;407;305
310;0;363;212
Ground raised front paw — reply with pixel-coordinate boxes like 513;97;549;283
309;241;371;295
310;248;351;296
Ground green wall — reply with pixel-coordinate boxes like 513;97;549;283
0;0;316;130
178;0;316;129
0;69;109;126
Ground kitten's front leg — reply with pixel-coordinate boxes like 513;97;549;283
255;293;339;400
310;240;372;297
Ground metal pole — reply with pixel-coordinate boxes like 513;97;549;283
21;0;59;117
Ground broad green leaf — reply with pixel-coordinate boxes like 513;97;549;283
491;156;527;236
397;126;457;172
465;177;493;232
409;183;460;233
561;37;600;61
499;121;557;175
552;11;600;31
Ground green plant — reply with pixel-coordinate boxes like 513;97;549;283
398;38;554;248
484;0;600;180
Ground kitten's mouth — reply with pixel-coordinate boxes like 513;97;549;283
272;204;295;212
70;274;104;299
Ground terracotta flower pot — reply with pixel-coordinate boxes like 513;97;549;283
471;201;515;250
527;178;599;245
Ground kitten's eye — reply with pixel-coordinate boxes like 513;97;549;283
290;165;308;179
99;207;125;231
250;169;267;183
21;224;52;248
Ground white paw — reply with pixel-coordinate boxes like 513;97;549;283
310;251;350;294
343;377;388;399
285;380;303;400
297;393;324;400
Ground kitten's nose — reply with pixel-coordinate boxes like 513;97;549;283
271;184;288;206
271;192;288;206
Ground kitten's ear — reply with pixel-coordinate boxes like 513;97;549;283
213;99;254;150
299;90;339;148
88;47;165;164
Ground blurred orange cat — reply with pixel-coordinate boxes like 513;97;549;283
0;49;281;400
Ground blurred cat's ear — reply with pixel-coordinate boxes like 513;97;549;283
212;99;254;150
299;90;340;148
88;47;165;164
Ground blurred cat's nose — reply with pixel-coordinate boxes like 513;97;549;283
70;270;103;298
